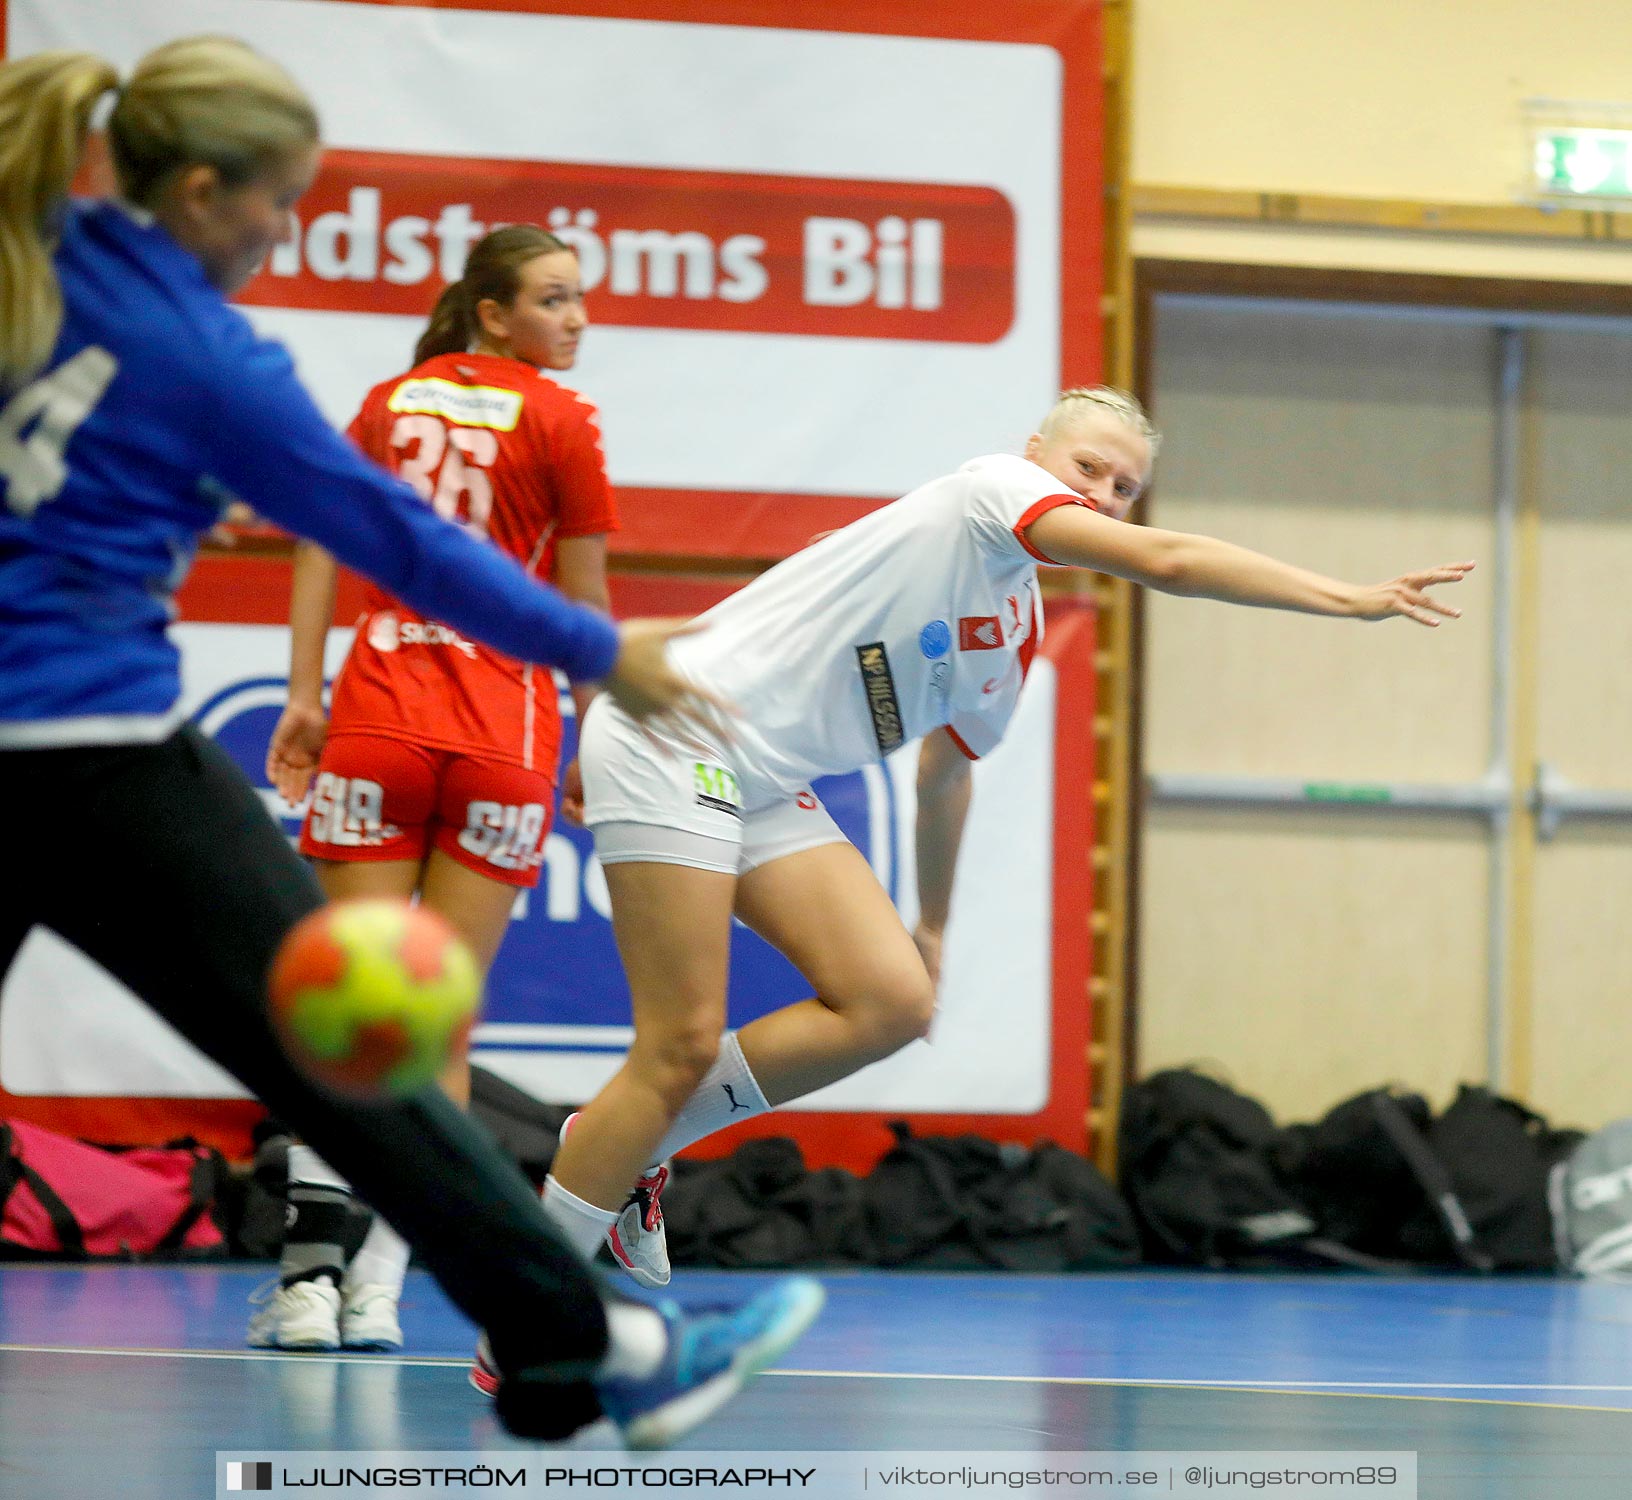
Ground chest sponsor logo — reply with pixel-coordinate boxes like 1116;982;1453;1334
959;615;1003;651
918;619;951;659
692;761;743;818
854;642;905;755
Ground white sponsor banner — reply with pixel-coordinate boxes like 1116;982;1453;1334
14;0;1062;497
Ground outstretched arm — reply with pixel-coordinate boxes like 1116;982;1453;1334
914;728;973;987
1024;505;1473;625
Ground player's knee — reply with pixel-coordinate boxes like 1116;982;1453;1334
894;972;937;1046
636;1024;723;1108
861;969;936;1056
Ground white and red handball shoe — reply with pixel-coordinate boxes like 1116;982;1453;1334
559;1112;672;1289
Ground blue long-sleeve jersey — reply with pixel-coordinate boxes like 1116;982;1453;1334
0;200;620;748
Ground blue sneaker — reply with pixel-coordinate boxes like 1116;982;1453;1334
598;1277;825;1450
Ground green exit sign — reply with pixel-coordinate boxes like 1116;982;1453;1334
1534;126;1632;200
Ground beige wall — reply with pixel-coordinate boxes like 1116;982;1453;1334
1131;0;1632;279
1136;292;1632;1129
1138;300;1503;1121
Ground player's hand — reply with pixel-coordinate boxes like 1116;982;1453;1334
560;758;585;826
266;701;329;805
1350;560;1475;625
203;501;260;548
912;923;944;990
605;618;736;742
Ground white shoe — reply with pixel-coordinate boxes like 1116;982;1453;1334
608;1162;673;1289
340;1283;403;1352
246;1277;342;1351
559;1111;673;1289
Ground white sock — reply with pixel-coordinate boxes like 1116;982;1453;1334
541;1173;618;1259
597;1301;666;1380
652;1030;770;1161
344;1215;409;1297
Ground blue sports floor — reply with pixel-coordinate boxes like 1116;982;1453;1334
1;1263;1629;1498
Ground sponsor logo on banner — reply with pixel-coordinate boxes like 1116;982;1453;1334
960;615;1003;650
241;149;1016;343
226;1461;273;1491
855;642;904;755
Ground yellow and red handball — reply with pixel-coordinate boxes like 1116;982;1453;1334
267;899;480;1101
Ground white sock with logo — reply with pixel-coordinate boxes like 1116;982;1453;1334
541;1174;619;1258
344;1215;410;1297
652;1030;770;1161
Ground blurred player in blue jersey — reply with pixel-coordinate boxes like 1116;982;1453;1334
0;36;820;1449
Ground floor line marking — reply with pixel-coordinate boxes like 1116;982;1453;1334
768;1371;1632;1414
774;1371;1632;1392
0;1343;456;1367
7;1344;1632;1404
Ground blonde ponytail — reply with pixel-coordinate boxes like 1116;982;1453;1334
0;36;317;391
0;50;119;389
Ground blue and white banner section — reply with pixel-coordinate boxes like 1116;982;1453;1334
220;1452;1417;1499
5;623;1054;1120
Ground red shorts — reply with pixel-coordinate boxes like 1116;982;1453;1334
298;734;557;888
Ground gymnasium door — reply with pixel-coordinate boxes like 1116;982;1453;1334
1136;287;1632;1129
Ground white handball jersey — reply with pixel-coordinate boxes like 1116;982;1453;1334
669;454;1086;807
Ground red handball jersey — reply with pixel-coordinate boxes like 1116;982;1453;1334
327;352;619;771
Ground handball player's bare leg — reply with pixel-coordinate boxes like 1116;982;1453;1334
731;841;934;1101
551;843;932;1215
548;860;735;1210
312;854;513;1103
414;852;520;1103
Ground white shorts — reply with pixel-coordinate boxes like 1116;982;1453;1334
578;696;847;876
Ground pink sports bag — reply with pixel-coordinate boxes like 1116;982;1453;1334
0;1118;226;1258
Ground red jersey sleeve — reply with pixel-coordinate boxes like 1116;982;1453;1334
344;384;389;466
549;399;621;539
